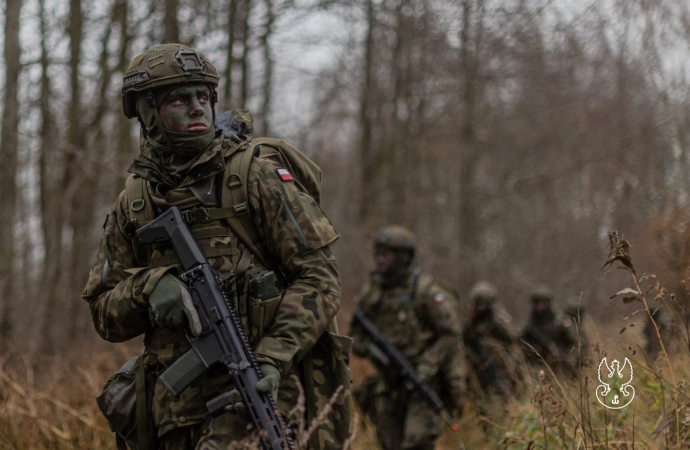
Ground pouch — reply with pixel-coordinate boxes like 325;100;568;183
96;356;156;450
249;294;282;341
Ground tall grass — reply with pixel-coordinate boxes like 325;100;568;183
2;231;689;449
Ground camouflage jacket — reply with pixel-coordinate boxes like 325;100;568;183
463;304;516;369
82;134;351;447
349;269;465;408
521;308;578;369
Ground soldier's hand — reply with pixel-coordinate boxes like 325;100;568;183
149;274;202;336
256;363;281;396
225;390;251;423
225;364;281;425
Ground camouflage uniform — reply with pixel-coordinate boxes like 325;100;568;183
520;286;577;375
82;44;350;449
463;281;518;396
349;226;465;450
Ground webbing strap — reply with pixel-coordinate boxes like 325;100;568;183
125;175;153;225
134;355;149;450
222;139;268;266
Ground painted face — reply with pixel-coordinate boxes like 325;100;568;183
159;84;213;133
375;247;397;273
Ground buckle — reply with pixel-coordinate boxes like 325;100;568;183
182;208;210;223
232;202;248;216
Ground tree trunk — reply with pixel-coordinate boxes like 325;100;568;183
164;0;180;43
0;0;23;350
260;0;275;136
358;0;377;225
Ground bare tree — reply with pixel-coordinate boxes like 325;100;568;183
0;0;22;349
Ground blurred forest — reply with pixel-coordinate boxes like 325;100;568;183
2;0;690;446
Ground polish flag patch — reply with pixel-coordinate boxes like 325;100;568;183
434;293;445;303
276;168;294;182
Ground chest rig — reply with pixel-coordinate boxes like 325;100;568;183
361;267;436;356
126;137;281;354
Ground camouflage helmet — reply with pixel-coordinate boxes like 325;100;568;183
374;225;416;253
470;281;497;303
531;284;554;303
122;43;220;119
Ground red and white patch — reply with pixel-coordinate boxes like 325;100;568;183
276;168;294;182
434;293;445;303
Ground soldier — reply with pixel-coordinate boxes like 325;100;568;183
82;44;350;449
463;281;517;396
520;285;577;375
349;225;465;450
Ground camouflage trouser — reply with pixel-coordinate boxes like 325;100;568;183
354;376;443;450
157;413;251;450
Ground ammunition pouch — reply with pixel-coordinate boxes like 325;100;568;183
97;355;157;450
248;294;282;341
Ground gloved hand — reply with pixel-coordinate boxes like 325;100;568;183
225;363;282;423
149;274;202;336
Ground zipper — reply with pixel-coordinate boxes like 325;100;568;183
132;160;176;186
276;189;310;250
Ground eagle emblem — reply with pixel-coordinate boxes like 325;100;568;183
596;357;635;409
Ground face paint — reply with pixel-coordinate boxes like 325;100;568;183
159;84;213;133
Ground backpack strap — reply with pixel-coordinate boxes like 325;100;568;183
222;139;269;267
125;174;154;227
125;174;155;266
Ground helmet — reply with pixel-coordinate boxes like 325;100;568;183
374;225;416;253
531;284;554;303
470;281;497;303
122;44;220;119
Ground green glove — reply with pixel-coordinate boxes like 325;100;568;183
225;363;282;422
149;274;202;336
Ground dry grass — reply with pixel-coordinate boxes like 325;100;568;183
3;233;690;449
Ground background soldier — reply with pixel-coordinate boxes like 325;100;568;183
520;285;577;375
82;44;350;449
463;281;518;396
349;225;465;450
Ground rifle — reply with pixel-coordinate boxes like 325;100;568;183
352;310;460;432
137;206;293;450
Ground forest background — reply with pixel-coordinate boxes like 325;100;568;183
2;0;690;448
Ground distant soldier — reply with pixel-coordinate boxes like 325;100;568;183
349;225;466;450
644;307;673;358
463;281;517;396
520;285;577;375
563;301;590;367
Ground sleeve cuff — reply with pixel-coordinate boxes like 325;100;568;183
255;337;301;376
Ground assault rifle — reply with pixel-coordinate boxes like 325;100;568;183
137;206;293;450
352;310;460;432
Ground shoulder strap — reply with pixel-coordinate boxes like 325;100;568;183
125;174;155;266
222;138;269;266
125;174;155;227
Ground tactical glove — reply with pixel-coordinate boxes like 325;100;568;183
225;363;281;424
149;274;202;336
